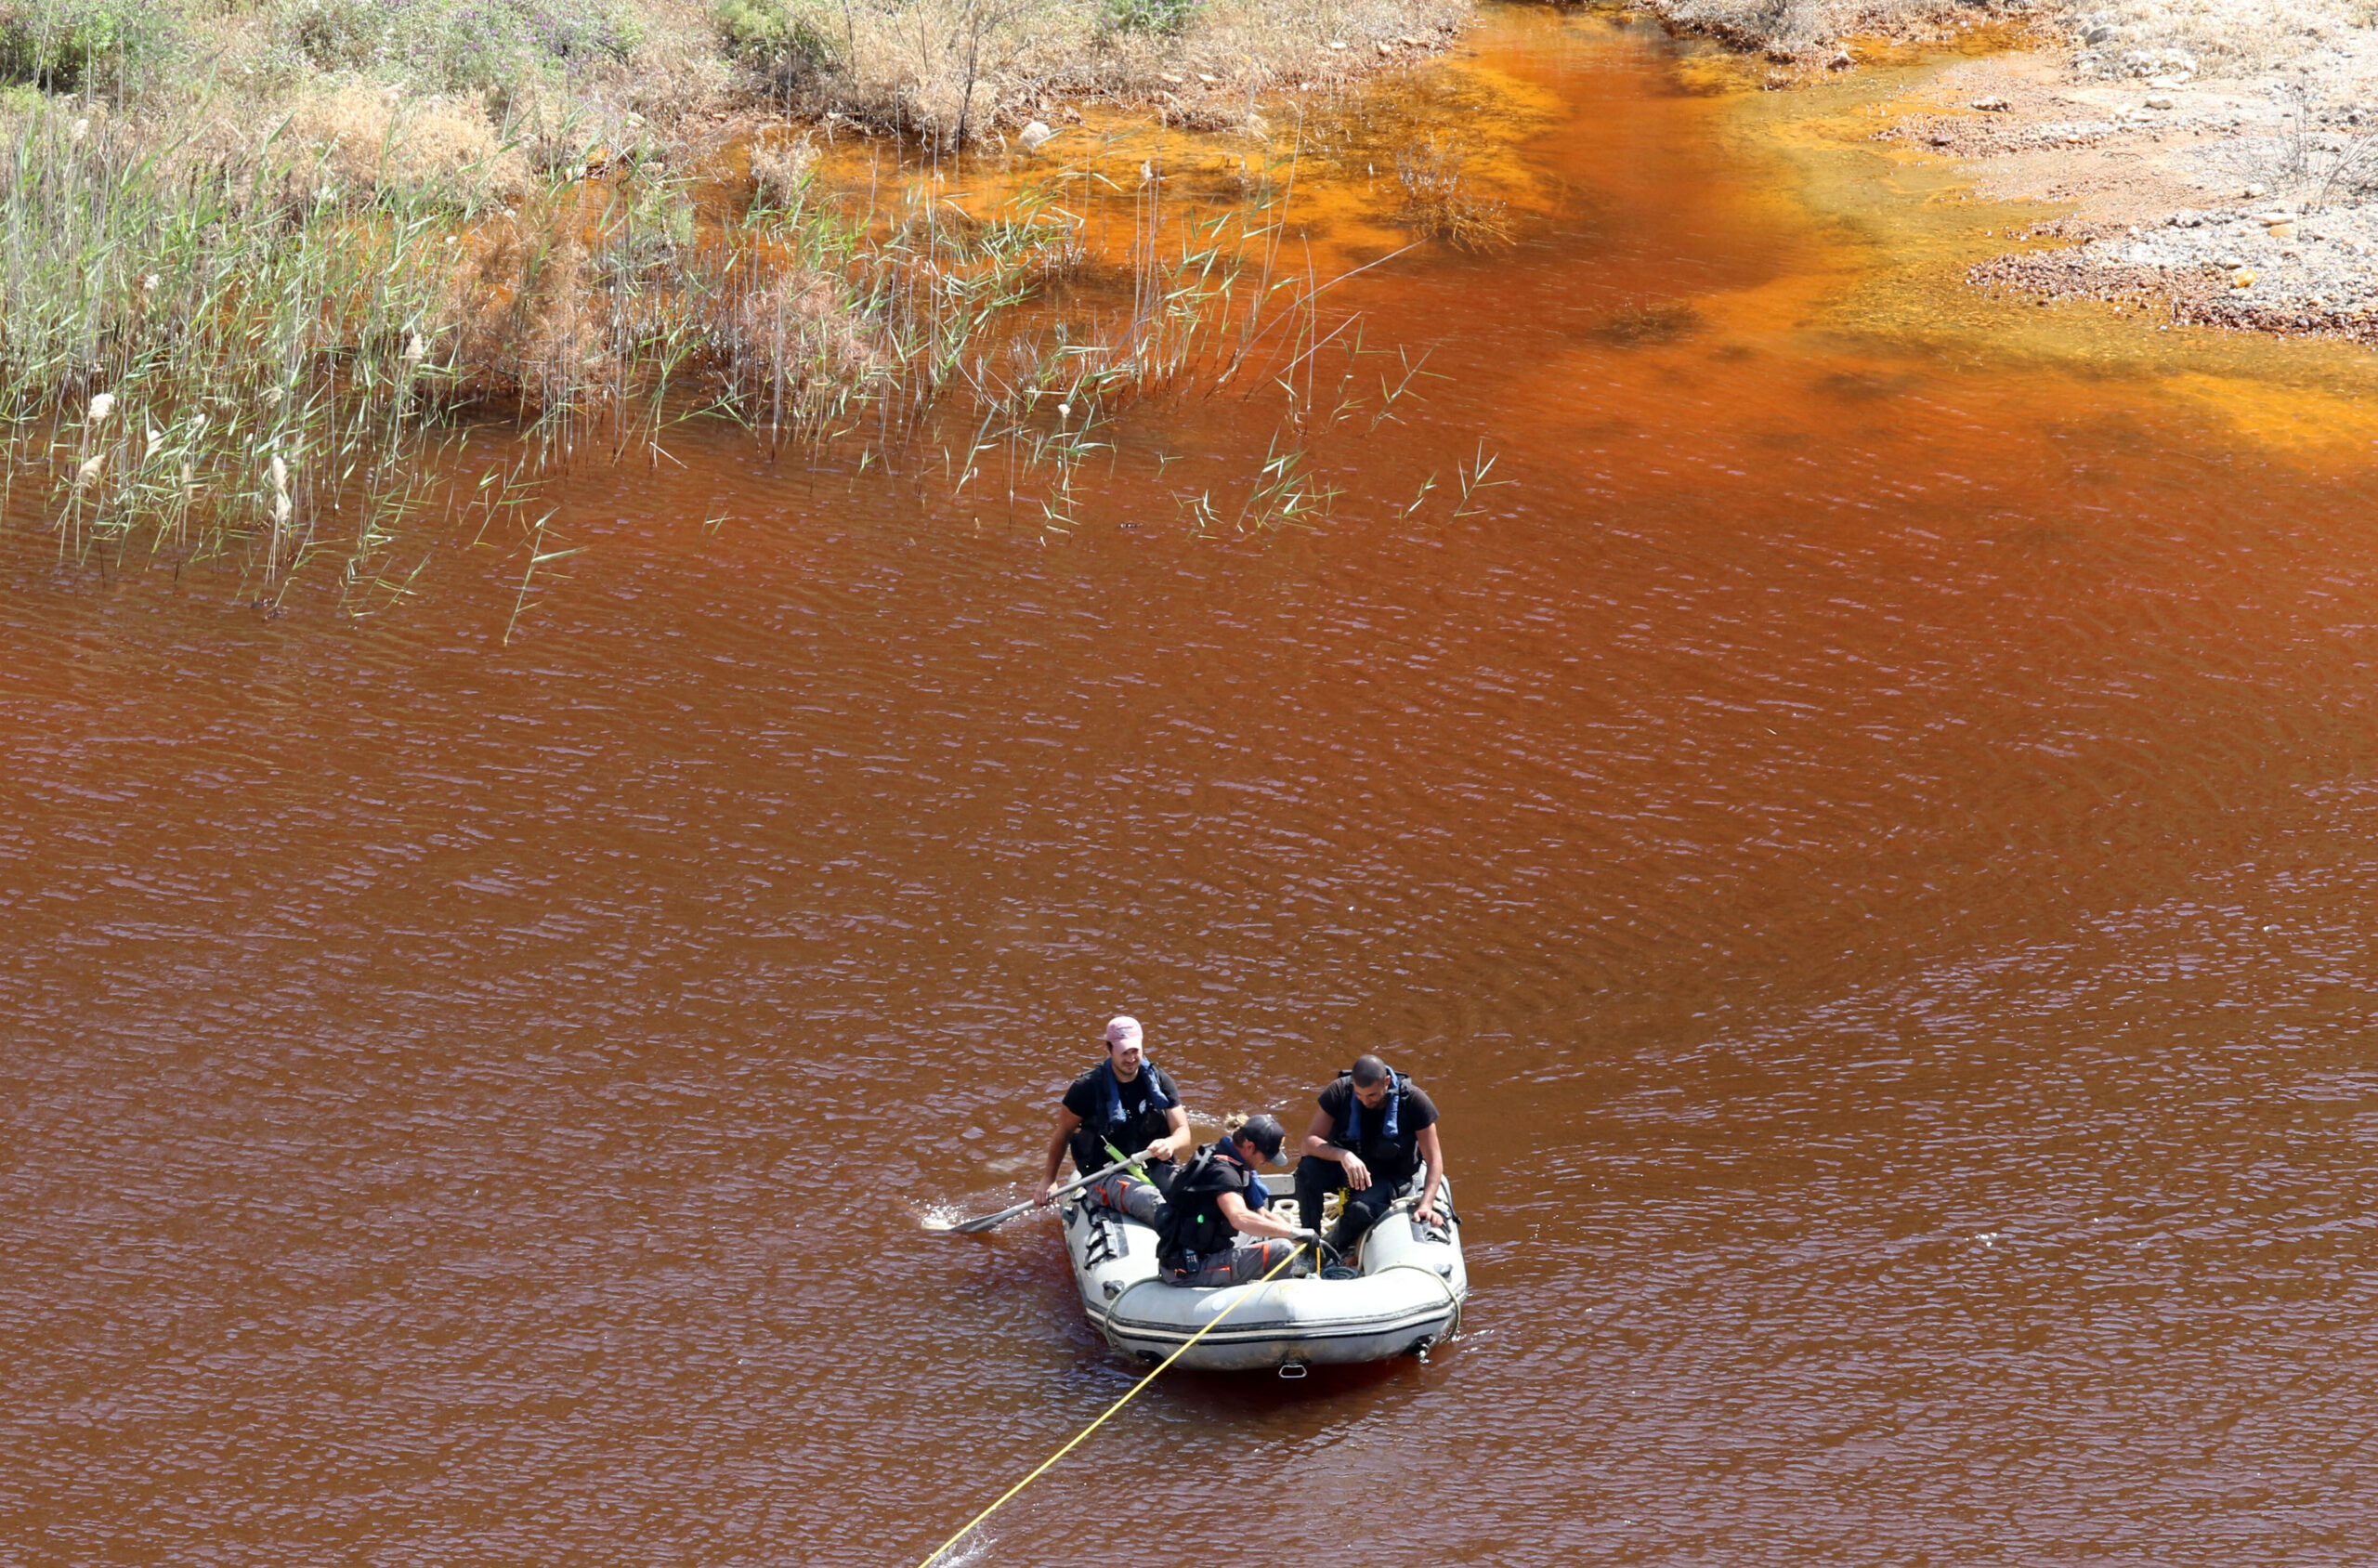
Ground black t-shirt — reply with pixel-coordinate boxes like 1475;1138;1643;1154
1062;1063;1182;1149
1316;1075;1439;1182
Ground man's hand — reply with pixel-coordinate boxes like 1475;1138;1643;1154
1414;1196;1440;1226
1141;1139;1170;1162
1340;1153;1372;1191
1032;1180;1056;1209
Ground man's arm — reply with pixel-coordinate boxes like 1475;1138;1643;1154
1413;1123;1445;1225
1300;1106;1371;1190
1153;1104;1192;1162
1218;1190;1308;1241
1035;1105;1084;1206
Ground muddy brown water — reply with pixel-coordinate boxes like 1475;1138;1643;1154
7;7;2378;1565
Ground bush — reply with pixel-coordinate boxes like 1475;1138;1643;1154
283;0;646;95
0;0;176;94
1099;0;1195;34
715;0;840;73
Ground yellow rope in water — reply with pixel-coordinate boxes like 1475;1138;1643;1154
910;1240;1310;1568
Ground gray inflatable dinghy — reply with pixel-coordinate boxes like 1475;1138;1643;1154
1060;1169;1466;1373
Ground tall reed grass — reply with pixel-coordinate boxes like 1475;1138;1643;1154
0;104;492;605
0;97;1091;600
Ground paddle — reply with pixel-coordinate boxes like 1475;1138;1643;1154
934;1152;1152;1235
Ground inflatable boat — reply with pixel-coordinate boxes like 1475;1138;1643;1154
1060;1168;1467;1374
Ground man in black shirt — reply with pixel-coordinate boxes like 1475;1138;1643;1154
1293;1053;1446;1258
1034;1015;1193;1205
1154;1115;1316;1286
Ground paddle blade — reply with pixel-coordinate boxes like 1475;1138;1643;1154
940;1202;1029;1235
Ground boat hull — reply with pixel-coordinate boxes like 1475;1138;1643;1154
1062;1171;1467;1371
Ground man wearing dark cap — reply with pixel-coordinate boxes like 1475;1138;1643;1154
1150;1114;1317;1287
1293;1053;1445;1259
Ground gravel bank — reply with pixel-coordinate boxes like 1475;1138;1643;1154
1626;0;2378;344
1871;1;2378;341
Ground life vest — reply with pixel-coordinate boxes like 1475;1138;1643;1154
1077;1058;1175;1149
1330;1067;1420;1179
1153;1140;1256;1269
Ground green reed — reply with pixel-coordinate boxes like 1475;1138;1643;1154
0;104;483;602
923;136;1469;541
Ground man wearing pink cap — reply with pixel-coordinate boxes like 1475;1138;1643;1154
1033;1015;1193;1206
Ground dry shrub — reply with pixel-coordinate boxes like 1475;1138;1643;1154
817;0;1023;140
445;216;616;412
749;132;819;205
543;0;741;140
715;265;885;425
1079;0;1470;98
282;84;530;205
519;235;613;406
1393;134;1510;249
1647;0;2013;54
437;192;893;427
1649;0;1823;51
777;0;1470;140
1643;0;2361;76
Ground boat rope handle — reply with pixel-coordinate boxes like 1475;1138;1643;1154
908;1239;1312;1568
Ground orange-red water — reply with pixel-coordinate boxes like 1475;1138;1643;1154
7;8;2378;1565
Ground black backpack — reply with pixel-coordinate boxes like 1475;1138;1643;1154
1152;1143;1245;1267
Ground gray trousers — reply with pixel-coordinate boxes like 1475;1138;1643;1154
1083;1170;1163;1223
1163;1235;1305;1287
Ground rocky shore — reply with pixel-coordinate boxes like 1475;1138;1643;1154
1872;2;2378;343
1630;0;2378;345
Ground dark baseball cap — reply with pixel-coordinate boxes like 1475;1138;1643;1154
1235;1114;1287;1162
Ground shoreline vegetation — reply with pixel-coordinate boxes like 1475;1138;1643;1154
0;0;1467;602
7;0;2364;602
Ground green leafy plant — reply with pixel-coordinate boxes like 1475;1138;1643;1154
0;0;177;95
284;0;645;95
715;0;841;73
1099;0;1194;36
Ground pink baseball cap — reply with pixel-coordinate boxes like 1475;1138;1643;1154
1104;1015;1143;1050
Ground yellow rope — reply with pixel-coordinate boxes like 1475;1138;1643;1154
911;1240;1310;1568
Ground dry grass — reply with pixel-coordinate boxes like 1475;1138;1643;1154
748;130;819;205
281;85;533;204
1642;0;2033;56
2061;0;2366;78
754;0;1469;141
1393;133;1510;249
